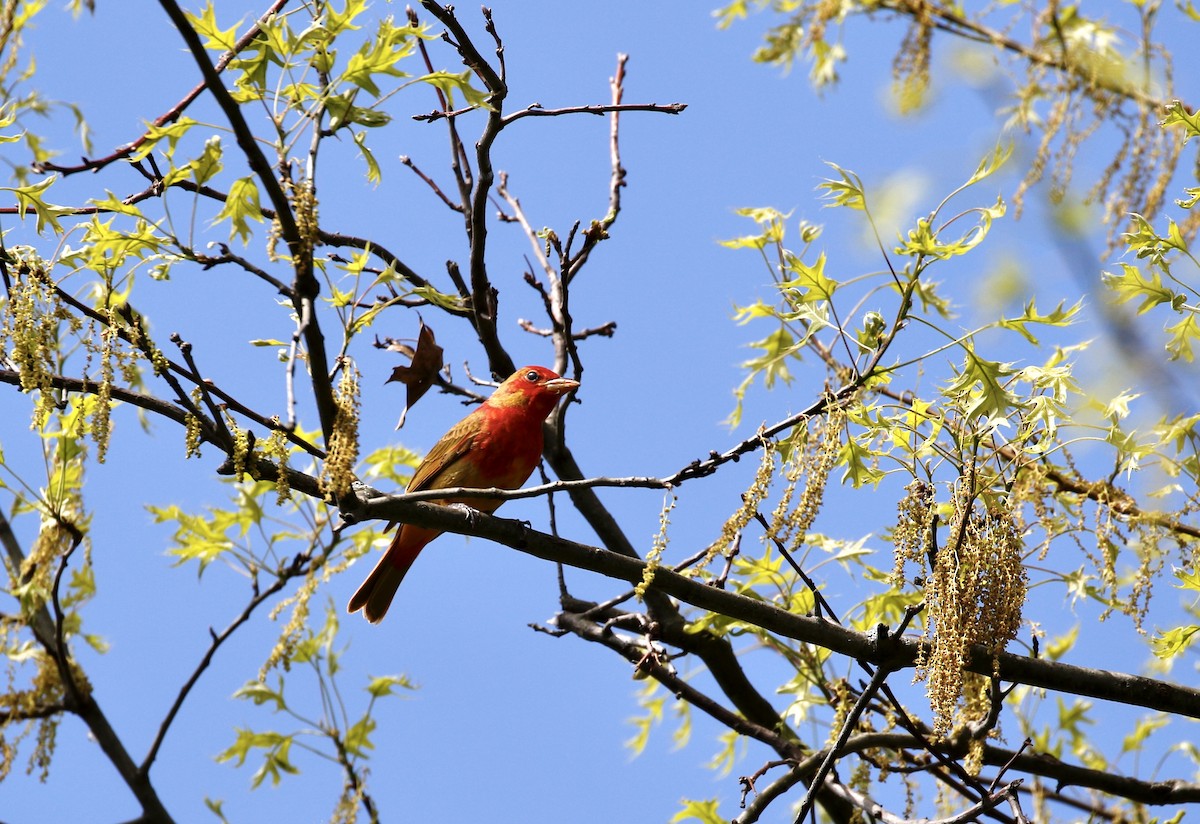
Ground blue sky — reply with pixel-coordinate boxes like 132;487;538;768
2;1;1199;822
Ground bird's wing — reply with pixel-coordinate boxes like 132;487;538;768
405;414;481;494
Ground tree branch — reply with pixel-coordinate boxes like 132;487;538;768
343;493;1200;721
34;0;291;177
141;554;312;775
420;1;512;378
156;0;339;442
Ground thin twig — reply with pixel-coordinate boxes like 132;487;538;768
34;0;291;177
142;554;312;774
500;100;686;125
794;665;891;823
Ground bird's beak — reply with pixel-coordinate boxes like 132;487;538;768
544;377;580;395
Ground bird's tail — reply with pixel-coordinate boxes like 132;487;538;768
347;526;433;623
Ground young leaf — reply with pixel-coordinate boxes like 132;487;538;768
670;799;724;824
819;162;866;210
213;177;264;244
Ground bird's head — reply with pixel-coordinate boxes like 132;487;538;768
486;365;579;416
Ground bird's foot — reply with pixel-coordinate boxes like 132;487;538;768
448;502;480;526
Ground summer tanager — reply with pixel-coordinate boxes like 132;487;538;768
348;365;579;623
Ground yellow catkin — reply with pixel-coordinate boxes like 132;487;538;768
918;482;1027;738
226;413;250;482
784;406;843;554
697;438;776;576
1;254;59;429
183;387;204;458
959;672;989;775
825;678;851;748
18;521;72;612
891;479;935;587
292;179;319;260
892;4;932;113
635;492;677;600
260;570;320;679
265;420;292;505
321;363;361;500
92;309;116;464
261;555;352;679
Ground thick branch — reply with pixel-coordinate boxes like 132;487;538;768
157;0;338;441
553;609;801;756
420;1;512;377
0;511;174;823
343;494;1200;721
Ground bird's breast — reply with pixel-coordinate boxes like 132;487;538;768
469;418;543;488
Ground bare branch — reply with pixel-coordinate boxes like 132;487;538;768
501;100;686;125
420;1;513;377
142;553;312;775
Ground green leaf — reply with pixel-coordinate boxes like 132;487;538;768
625;694;664;756
780;251;837;303
719;206;791;249
706;729;739;777
327;90;393;131
897;197;1005;260
213;177;264;244
1103;263;1177;314
1043;626;1078;660
163;136;224;188
352;130;382;184
420;70;493;110
819;162;866;210
1177;187;1200;209
998;299;1081;344
366;673;417;697
88;191;145;218
1173;566;1200;593
671;799;724;824
324;0;369;34
1161;100;1200;141
186;2;241;52
840;433;885;488
0;101;20;144
204;797;231;824
965;141;1013;185
1122;714;1169;753
1165;312;1200;362
217;726;300;789
149;503;243;576
945;348;1019;422
1150;625;1200;659
4;176;73;234
1121;213;1189;269
324;282;354;308
129;117;198;162
232;679;288;712
344;715;376;758
345;20;420;96
361;444;422;485
410;283;463;311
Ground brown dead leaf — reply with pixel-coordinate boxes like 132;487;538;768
386;320;444;428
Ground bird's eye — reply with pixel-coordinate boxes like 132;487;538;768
525;369;541;383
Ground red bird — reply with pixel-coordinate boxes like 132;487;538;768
349;365;579;623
